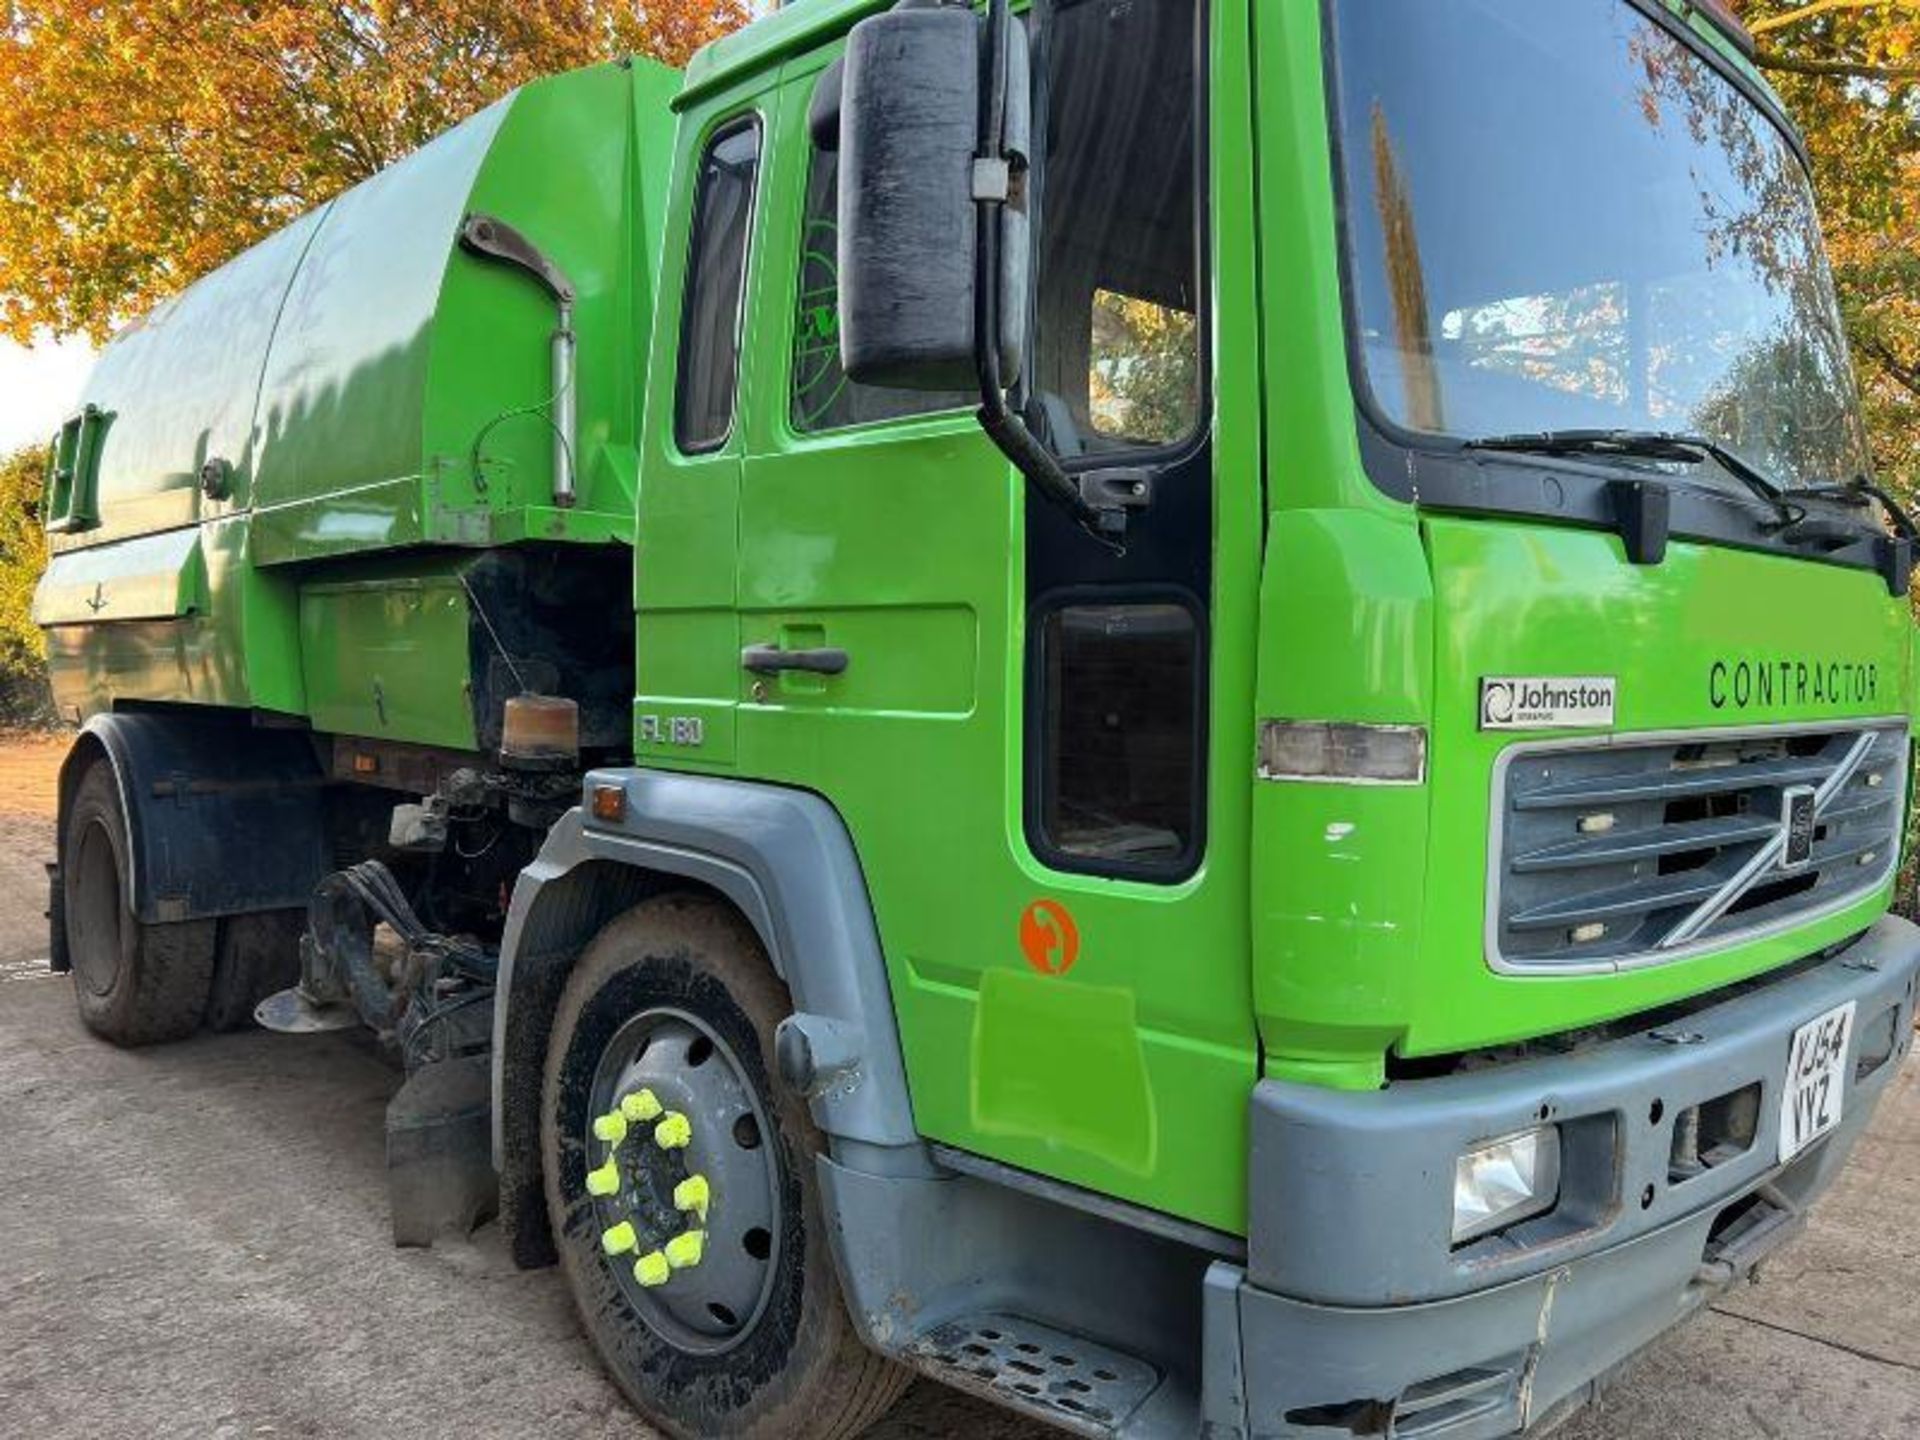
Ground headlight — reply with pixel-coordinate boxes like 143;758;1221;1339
1452;1126;1561;1244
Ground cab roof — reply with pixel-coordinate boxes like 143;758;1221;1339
676;0;889;110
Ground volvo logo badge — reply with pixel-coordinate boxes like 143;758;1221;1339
1780;785;1817;871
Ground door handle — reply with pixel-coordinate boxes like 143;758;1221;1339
741;643;850;676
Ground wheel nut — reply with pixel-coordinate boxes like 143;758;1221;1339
600;1221;638;1256
621;1088;663;1123
654;1111;692;1150
672;1173;711;1222
585;1158;622;1197
664;1229;706;1270
633;1250;671;1288
592;1111;629;1145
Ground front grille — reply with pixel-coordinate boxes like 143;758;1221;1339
1491;720;1907;973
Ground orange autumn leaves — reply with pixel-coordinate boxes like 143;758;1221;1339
0;0;748;345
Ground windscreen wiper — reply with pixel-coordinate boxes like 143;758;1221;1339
1775;475;1920;542
1465;429;1804;530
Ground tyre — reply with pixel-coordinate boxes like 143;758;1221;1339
542;894;909;1440
205;908;305;1032
62;759;217;1045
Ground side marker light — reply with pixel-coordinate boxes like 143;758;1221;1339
1257;721;1427;785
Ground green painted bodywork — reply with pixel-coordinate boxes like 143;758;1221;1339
637;0;1913;1233
300;560;483;752
40;0;1917;1240
39;58;681;725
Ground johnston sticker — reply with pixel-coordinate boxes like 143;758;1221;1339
1480;676;1617;731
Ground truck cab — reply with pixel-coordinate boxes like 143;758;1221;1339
38;0;1920;1436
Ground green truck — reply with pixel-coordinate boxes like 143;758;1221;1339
33;0;1920;1434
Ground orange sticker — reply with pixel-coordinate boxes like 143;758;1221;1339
1019;898;1081;976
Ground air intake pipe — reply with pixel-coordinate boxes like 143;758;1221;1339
458;213;580;507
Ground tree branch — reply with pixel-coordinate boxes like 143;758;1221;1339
1860;334;1920;401
1749;0;1920;38
1753;47;1920;79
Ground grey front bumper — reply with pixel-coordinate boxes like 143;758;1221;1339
1203;915;1918;1438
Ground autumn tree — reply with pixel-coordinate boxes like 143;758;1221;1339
1089;292;1201;446
1740;0;1920;496
0;0;749;344
0;444;50;720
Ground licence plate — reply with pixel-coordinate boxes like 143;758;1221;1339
1778;1001;1856;1165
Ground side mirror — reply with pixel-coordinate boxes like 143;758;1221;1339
836;1;1030;392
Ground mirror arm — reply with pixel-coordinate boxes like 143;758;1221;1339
972;0;1127;547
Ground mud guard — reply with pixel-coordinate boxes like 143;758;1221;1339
58;711;328;925
490;769;935;1267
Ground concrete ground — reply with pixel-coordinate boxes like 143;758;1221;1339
1;735;1916;1439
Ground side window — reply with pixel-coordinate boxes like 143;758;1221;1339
1031;0;1203;460
676;118;762;454
1030;598;1204;878
790;145;969;433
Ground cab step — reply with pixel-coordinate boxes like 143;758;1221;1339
904;1311;1159;1436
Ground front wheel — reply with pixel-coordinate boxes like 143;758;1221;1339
540;894;908;1440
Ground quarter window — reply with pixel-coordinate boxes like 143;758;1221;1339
676;118;762;454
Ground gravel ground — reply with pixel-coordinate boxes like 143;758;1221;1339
1;734;1916;1439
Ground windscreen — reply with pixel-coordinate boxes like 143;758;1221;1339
1329;0;1870;490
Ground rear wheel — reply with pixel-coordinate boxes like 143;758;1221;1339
205;908;305;1032
62;760;216;1045
541;894;908;1440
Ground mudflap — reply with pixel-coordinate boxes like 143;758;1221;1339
386;1054;498;1248
61;711;328;925
47;861;69;973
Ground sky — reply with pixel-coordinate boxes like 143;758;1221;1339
0;332;97;454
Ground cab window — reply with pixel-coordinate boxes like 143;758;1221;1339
676;118;763;454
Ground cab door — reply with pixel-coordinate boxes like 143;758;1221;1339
634;82;773;771
733;2;1260;1236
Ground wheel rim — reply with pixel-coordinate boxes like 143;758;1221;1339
70;817;123;999
585;1007;782;1356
